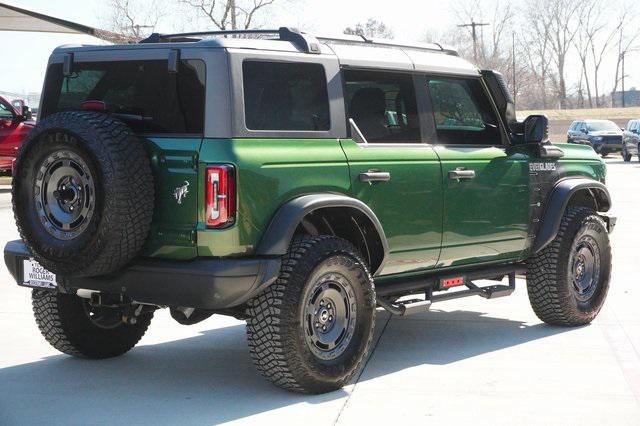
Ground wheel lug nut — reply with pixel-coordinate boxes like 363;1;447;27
322;326;326;331
329;315;333;321
327;303;331;309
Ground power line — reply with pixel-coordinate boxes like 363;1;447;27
457;20;489;63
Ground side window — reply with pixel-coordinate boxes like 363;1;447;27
343;69;421;144
426;77;501;145
0;101;14;120
243;61;330;131
580;122;587;132
570;122;578;131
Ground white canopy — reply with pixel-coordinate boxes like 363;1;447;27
0;2;121;41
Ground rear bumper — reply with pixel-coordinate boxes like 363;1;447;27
4;240;281;309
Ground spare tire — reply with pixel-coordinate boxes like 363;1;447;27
12;111;154;277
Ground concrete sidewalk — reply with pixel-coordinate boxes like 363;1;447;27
0;159;639;425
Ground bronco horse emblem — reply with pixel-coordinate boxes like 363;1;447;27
173;181;189;205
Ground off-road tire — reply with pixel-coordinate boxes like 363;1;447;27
622;146;632;162
12;111;154;277
32;289;153;358
527;207;611;326
245;235;376;394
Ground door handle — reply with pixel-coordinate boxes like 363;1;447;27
359;171;391;182
448;168;476;181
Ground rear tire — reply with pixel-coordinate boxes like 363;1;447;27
32;290;153;358
245;235;376;394
527;207;611;326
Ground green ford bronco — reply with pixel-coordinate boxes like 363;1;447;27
5;28;615;394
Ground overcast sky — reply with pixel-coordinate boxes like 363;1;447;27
1;0;639;101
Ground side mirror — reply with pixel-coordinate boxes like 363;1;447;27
523;115;549;144
581;128;588;134
20;106;32;121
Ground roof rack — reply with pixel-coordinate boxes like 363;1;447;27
140;27;321;54
316;33;458;56
138;26;457;56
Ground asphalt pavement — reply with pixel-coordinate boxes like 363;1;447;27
0;158;639;425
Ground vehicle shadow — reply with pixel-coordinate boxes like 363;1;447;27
0;310;572;425
359;309;571;382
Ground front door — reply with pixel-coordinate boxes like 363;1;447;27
0;99;18;169
340;69;443;275
423;76;529;268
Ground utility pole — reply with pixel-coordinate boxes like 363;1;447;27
622;50;626;108
458;20;489;63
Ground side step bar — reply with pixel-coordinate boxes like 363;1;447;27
376;266;522;316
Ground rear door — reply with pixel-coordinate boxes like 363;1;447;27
339;69;443;275
422;76;529;268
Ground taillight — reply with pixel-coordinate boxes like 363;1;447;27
206;164;235;228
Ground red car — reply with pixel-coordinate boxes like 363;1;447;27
0;96;34;174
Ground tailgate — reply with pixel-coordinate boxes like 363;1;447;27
141;137;202;259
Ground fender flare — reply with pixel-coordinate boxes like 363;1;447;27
256;194;389;275
533;178;611;253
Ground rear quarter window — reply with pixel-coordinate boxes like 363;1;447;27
41;59;206;134
242;61;330;131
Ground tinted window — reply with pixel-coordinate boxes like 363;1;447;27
344;70;420;144
586;120;619;132
42;60;206;134
427;77;501;145
243;61;329;131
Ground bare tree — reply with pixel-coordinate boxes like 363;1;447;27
572;0;600;107
610;3;640;104
344;19;394;39
535;0;583;108
521;5;555;109
180;0;278;30
103;0;166;42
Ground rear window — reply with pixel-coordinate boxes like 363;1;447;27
242;61;330;131
41;59;205;134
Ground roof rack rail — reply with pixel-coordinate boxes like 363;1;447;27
139;27;321;54
138;26;456;56
316;34;458;56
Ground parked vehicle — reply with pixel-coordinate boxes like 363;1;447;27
0;96;33;174
567;119;623;157
622;119;640;162
5;28;615;394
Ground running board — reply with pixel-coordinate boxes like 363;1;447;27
377;272;516;316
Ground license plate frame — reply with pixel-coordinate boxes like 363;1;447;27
21;259;57;289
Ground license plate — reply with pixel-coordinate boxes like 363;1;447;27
22;259;57;289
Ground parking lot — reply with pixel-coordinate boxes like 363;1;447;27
0;158;639;425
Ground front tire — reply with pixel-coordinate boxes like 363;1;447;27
32;290;153;358
623;146;632;162
527;207;611;326
245;235;376;394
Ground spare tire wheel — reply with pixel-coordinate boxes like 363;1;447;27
12;111;154;277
